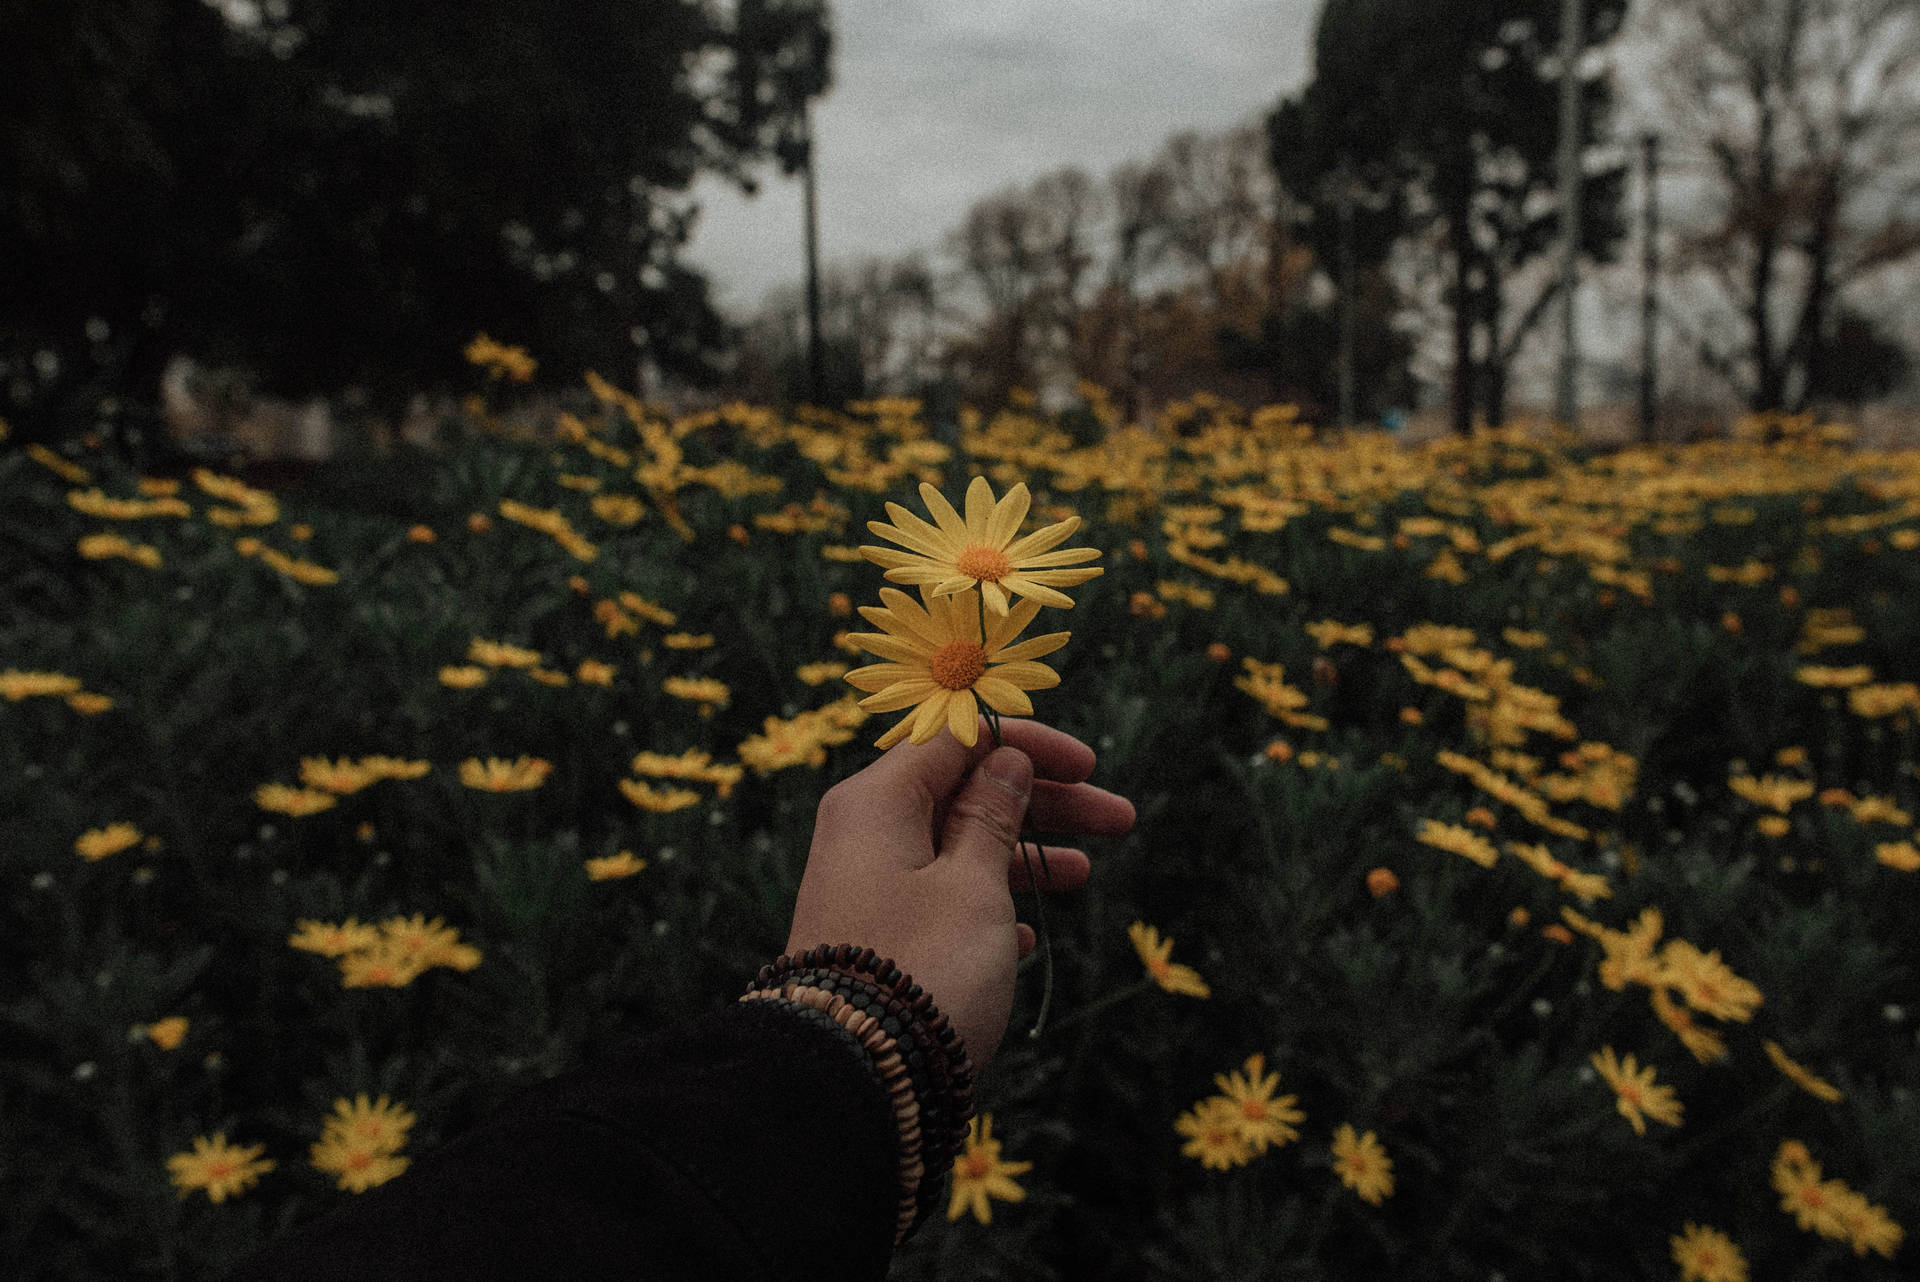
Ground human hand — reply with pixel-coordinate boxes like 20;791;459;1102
786;718;1135;1073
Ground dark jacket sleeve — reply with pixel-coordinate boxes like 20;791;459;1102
227;998;903;1282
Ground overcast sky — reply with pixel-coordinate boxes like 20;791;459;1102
683;0;1320;316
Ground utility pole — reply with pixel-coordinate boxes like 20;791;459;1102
1336;159;1356;432
1639;132;1660;444
799;106;823;404
1553;0;1584;432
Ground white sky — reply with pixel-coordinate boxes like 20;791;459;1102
683;0;1319;316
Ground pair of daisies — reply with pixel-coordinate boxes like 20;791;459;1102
845;477;1102;749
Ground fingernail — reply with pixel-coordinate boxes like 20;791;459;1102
983;748;1031;795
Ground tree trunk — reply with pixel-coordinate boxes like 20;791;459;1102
1449;197;1476;436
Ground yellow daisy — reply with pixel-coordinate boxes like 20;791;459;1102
844;586;1068;749
254;783;338;816
288;918;381;957
585;850;648;881
947;1113;1033;1225
1175;1097;1253;1170
165;1134;275;1203
74;822;143;861
1330;1124;1395;1204
144;1016;189;1050
1590;1045;1683;1135
1127;921;1211;998
1209;1053;1305;1153
860;476;1102;616
1670;1222;1748;1282
458;756;551;792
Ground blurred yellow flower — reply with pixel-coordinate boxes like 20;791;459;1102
439;665;489;688
464;333;536;381
460;756;551;792
255;784;338;816
144;1016;189;1050
796;661;848;686
66;691;114;714
947;1114;1032;1224
1763;1040;1842;1102
1128;921;1210;998
288;918;381;957
1655;939;1762;1022
663;632;715;650
1209;1053;1305;1154
1330;1124;1395;1204
299;757;381;795
310;1094;414;1194
339;942;428;989
468;638;542;668
1670;1223;1748;1282
1175;1097;1252;1170
1;670;83;701
1728;773;1814;813
662;675;731;715
1415;819;1499;869
379;914;481;972
1875;840;1920;871
1590;1045;1683;1135
861;476;1102;616
619;779;702;813
576;659;617;686
78;531;162;567
166;1134;274;1203
585;850;648;880
75;822;143;861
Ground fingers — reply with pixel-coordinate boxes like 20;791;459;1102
937;747;1033;880
1028;779;1135;839
1007;843;1090;893
1016;923;1036;958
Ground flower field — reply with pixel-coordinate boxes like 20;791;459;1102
3;381;1918;1280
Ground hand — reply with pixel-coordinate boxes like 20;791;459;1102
787;717;1135;1073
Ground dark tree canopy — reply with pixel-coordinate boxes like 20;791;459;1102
0;0;830;431
1269;0;1630;431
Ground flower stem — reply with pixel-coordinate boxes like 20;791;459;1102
978;594;1055;1040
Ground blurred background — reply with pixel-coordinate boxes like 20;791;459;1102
5;0;1919;453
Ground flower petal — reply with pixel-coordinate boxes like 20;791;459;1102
988;482;1031;547
860;679;943;713
973;675;1034;716
989;659;1063;690
984;597;1044;652
990;631;1071;664
845;663;931;692
1004;515;1081;561
919;483;970;541
980;579;1011;616
1000;578;1077;609
963;476;998;537
947;687;980;744
1011;546;1102;569
910;690;951;743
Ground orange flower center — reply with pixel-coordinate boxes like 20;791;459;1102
206;1158;238;1179
1146;958;1171;979
962;1150;993;1179
1240;1099;1266;1121
955;545;1014;582
930;640;988;690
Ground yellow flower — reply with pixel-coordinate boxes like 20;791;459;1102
317;1094;415;1155
378;914;481;972
585;850;648;881
1590;1045;1683;1135
310;1094;416;1193
576;659;617;686
359;755;431;781
78;531;163;567
662;632;715;650
75;822;143;861
796;661;849;686
254;784;338;816
144;1016;189;1050
662;675;730;715
66;691;114;715
459;756;552;792
1305;619;1374;649
438;665;489;688
309;1139;409;1194
1875;840;1920;871
288;918;381;957
468;638;543;668
1649;986;1730;1065
1128;921;1210;998
844;587;1068;749
338;942;429;989
619;779;702;813
1670;1223;1748;1282
299;757;381;795
464;333;536;381
1;669;83;701
1209;1053;1305;1154
166;1134;275;1203
1330;1124;1395;1204
1763;1040;1843;1103
1415;819;1499;869
861;476;1102;616
1175;1097;1253;1170
1654;939;1762;1023
590;493;646;525
1728;773;1814;814
947;1113;1033;1224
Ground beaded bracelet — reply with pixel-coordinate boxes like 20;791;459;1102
741;944;975;1244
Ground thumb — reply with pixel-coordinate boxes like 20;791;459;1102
938;747;1032;879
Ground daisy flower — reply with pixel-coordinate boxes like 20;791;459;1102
1127;921;1211;998
166;1134;275;1203
860;476;1102;616
947;1114;1033;1225
844;587;1068;749
1175;1097;1253;1171
1330;1124;1395;1204
1671;1223;1748;1282
1590;1045;1683;1135
1210;1053;1305;1154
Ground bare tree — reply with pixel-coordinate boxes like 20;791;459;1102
1656;0;1920;410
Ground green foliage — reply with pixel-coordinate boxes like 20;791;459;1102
3;400;1917;1279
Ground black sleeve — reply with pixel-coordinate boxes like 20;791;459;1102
227;999;903;1282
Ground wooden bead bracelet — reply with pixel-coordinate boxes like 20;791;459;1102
742;944;976;1243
